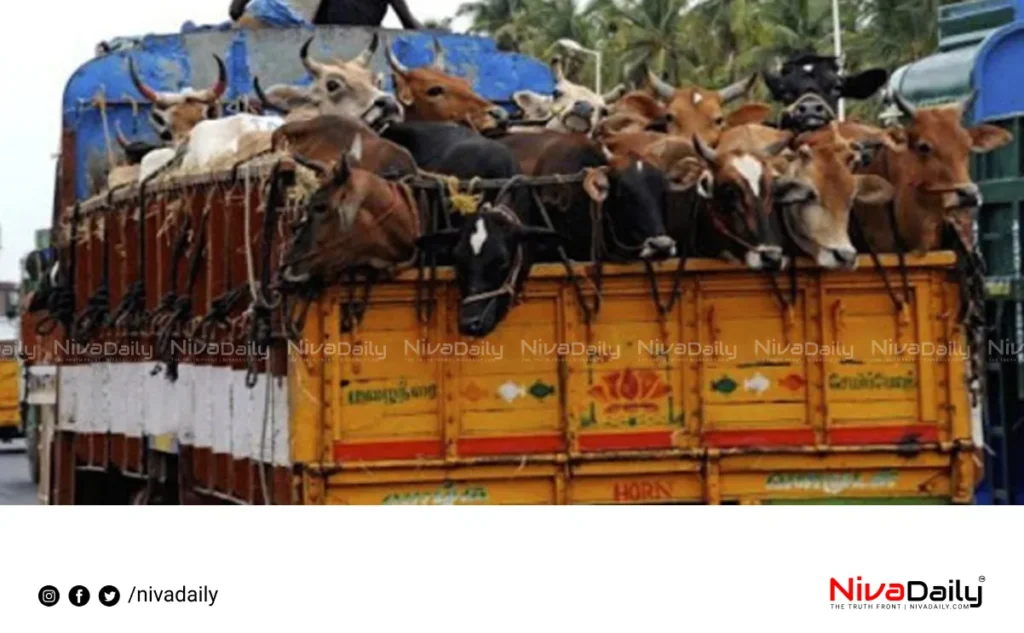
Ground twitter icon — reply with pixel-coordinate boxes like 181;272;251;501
99;585;120;607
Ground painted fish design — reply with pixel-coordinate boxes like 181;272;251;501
497;381;526;403
528;380;555;401
778;373;807;392
744;373;770;395
711;376;738;395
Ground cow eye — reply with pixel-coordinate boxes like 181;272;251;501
916;140;932;156
326;79;343;92
427;86;445;97
714;116;725;126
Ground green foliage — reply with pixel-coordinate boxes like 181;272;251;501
457;0;962;116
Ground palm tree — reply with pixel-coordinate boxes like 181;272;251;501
457;0;528;34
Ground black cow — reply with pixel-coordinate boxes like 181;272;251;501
762;53;888;132
416;135;560;338
500;132;677;263
379;121;480;171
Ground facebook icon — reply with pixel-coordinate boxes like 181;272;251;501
69;585;90;606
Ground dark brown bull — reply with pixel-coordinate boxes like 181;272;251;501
853;93;1012;254
282;136;421;284
385;37;508;132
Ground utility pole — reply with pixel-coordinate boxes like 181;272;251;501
832;0;845;121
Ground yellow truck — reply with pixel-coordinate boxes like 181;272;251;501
0;345;21;444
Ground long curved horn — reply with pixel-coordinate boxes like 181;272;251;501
115;120;130;150
128;57;173;107
197;54;229;104
431;37;447;71
603;83;627;103
893;90;916;119
353;32;379;68
719;74;756;104
550;55;565;82
693;133;717;164
384;37;409;75
300;37;327;79
647;70;675;101
252;76;290;114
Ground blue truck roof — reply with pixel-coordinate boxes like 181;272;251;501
62;26;555;201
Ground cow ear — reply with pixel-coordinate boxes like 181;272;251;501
513;91;552;117
392;73;414;106
583;168;610;203
773;176;816;205
416;229;461;253
840;68;888;99
968;124;1012;153
854;174;894;206
725;103;772;127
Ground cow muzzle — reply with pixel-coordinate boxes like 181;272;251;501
818;247;858;271
639;235;677;261
563;101;596;133
364;95;405;130
746;245;787;271
954;184;982;209
785;94;835;132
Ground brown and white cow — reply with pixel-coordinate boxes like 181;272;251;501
271;114;416;177
253;34;403;130
647;72;773;146
384;37;509;133
511;56;627;134
853;92;1012;254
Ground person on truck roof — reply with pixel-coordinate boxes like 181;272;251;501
230;0;423;29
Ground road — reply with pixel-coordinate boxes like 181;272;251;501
0;440;37;504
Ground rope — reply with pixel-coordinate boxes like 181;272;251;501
71;214;111;344
36;203;80;336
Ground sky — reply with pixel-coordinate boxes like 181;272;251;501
0;0;466;284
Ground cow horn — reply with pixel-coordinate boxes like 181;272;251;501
602;84;627;103
958;89;978;114
647;70;675;101
431;37;447;71
384;37;409;75
353;32;379;68
719;74;756;104
252;76;290;114
300;37;327;79
198;54;229;104
293;154;328;177
128;57;172;107
115;120;130;150
550;55;565;82
893;90;916;119
693;133;717;164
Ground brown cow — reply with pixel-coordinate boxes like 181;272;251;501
647;72;773;145
384;37;508;132
853;93;1012;254
281;135;420;284
271;114;416;177
772;125;894;269
129;55;228;142
604;132;706;189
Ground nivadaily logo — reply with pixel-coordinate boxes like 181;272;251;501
830;576;984;610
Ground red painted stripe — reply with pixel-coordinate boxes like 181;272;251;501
578;430;674;452
704;428;816;448
458;434;564;457
333;439;444;462
829;425;940;446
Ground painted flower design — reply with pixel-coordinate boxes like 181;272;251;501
462;382;485;403
588;369;671;413
778;373;807;392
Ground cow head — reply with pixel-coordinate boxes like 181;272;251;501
416;205;561;337
253;34;403;131
610;90;674;132
115;121;166;165
878;92;1012;249
129;54;228;143
385;37;509;132
762;54;888;132
692;134;786;270
773;126;894;269
512;56;625;134
584;156;677;261
647;72;771;145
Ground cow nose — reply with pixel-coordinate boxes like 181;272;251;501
639;236;677;260
374;95;402;117
758;245;785;271
956;184;982;208
833;247;858;269
571;101;595;119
